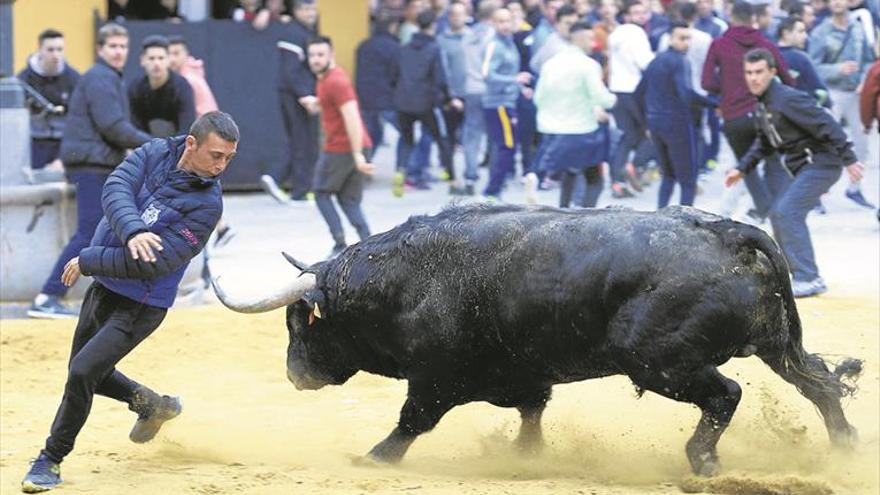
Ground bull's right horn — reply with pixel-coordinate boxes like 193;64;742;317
212;272;316;314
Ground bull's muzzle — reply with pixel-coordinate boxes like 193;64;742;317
286;367;329;391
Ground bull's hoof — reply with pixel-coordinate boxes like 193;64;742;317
514;436;545;456
831;425;859;450
688;452;721;477
364;441;406;465
350;454;387;468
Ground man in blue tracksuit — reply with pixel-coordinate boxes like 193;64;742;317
482;7;532;200
21;112;239;493
637;22;717;208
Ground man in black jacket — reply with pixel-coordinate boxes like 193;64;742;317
261;0;320;203
17;29;80;171
127;35;195;137
21;112;238;493
724;49;864;298
394;10;462;190
29;23;152;320
356;12;401;162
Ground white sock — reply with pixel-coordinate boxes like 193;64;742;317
34;293;50;305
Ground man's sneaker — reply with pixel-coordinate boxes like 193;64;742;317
260;175;290;204
845;189;876;209
21;453;61;493
130;395;182;444
392;171;405;198
27;295;77;320
624;163;643;192
705;159;718;170
792;277;828;298
449;184;468;196
404;179;431;191
465;183;475;196
611;183;634;199
213;224;236;249
746;208;766;224
812;201;827;215
523;172;539;205
327;244;346;260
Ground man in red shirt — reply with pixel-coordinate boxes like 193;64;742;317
308;36;376;259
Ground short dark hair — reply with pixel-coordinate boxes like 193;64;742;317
677;2;697;23
570;21;594;35
141;34;170;53
623;0;643;15
417;10;436;30
776;15;804;39
293;0;316;8
556;4;578;21
97;23;128;47
189;111;240;144
753;4;769;17
38;29;63;45
744;47;777;69
669;20;690;34
307;35;333;49
730;1;754;25
167;34;188;48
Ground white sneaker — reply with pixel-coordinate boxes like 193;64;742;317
792;277;827;298
523;173;538;205
260;175;290;204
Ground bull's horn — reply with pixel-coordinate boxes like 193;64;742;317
212;272;316;313
282;251;310;271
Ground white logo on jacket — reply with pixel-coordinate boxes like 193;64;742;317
141;203;161;227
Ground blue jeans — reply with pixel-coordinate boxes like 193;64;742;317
461;94;485;184
769;166;841;282
41;170;110;297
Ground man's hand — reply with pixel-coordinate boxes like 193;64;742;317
724;169;743;187
354;153;375;175
128;232;163;262
846;161;864;183
515;72;533;85
839;61;859;76
521;87;534;99
62;257;81;287
594;106;610;123
448;97;464;112
298;96;319;115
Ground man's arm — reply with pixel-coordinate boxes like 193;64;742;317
701;42;721;94
177;79;196;132
127;84;149;132
87;76;152;148
586;59;617;110
483;42;517;84
808;28;845;85
102;145;153;243
78;202;221;280
859;63;880;130
278;42;316;98
782;90;859;165
675;58;717;108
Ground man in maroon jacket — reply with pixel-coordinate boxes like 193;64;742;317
702;0;794;222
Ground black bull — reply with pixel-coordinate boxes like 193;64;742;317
214;204;861;476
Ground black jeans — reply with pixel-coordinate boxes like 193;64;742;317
271;94;319;200
611;92;651;183
397;108;454;182
43;283;167;463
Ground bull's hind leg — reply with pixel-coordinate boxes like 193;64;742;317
366;384;454;464
759;350;860;448
514;388;552;454
629;365;742;476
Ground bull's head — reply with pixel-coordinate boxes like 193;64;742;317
212;253;357;391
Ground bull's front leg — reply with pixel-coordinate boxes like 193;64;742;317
514;388;552;454
366;390;454;464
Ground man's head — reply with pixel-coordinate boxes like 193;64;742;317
542;0;566;23
96;23;129;71
307;36;334;76
668;21;691;52
777;16;807;48
507;0;526;28
828;0;848;15
790;2;816;28
729;1;755;27
743;48;778;96
37;29;65;73
677;1;698;26
599;0;619;22
404;0;426;21
623;0;649;26
448;1;468;31
293;0;319;28
167;35;189;72
477;0;501;22
492;7;514;36
569;21;596;53
181;111;239;177
555;4;580;39
754;4;771;31
417;9;437;33
696;0;714;17
140;35;170;82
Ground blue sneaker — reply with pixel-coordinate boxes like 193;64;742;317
27;295;77;320
845;189;876;209
21;453;62;493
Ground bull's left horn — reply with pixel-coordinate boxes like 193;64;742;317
212;273;316;313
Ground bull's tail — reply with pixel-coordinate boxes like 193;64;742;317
713;219;862;399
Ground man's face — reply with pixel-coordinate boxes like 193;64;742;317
543;0;565;23
405;0;425;20
308;42;333;75
756;10;771;30
168;43;188;72
448;3;468;30
97;35;129;71
828;0;847;14
38;36;65;71
493;8;514;36
294;3;319;27
627;4;649;25
786;21;808;48
571;28;595;53
696;0;713;17
556;13;579;40
802;5;816;27
669;26;691;52
184;133;237;177
141;46;170;81
507;2;525;28
600;0;619;21
744;59;777;96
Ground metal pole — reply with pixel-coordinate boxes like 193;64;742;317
0;0;14;77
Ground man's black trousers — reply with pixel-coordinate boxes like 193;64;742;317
43;282;167;463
